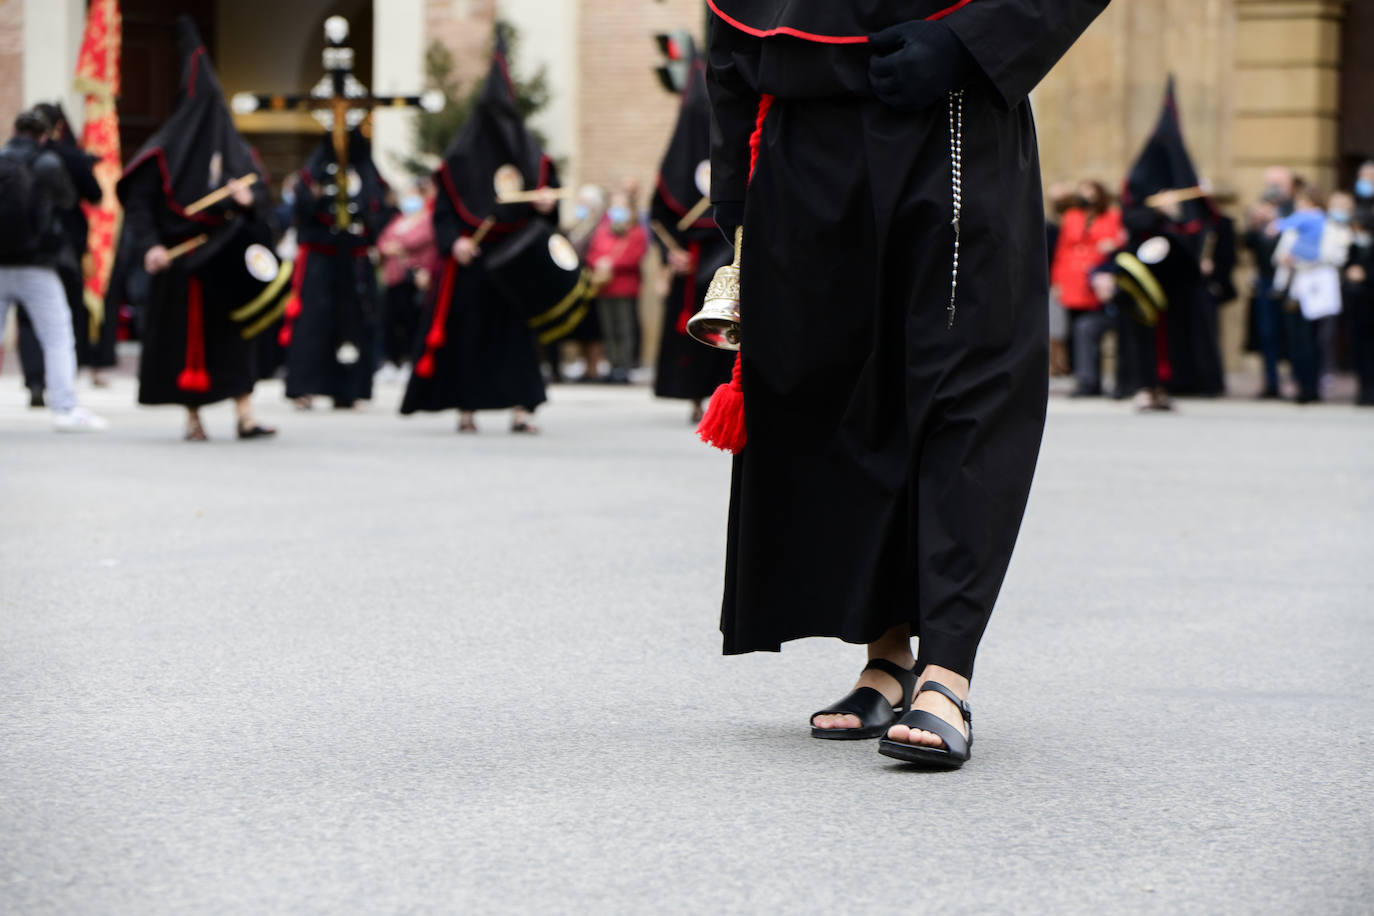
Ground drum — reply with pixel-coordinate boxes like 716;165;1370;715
1111;236;1198;327
484;220;594;345
197;218;294;340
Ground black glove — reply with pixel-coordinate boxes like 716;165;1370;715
868;20;976;112
713;201;744;245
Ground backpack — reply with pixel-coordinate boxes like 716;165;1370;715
0;146;45;259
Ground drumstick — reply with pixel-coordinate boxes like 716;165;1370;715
1144;186;1207;208
471;217;497;246
650;220;687;258
166;234;209;262
184;174;260;216
495;187;578;205
676;196;713;232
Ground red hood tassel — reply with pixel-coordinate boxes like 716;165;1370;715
177;277;211;393
697;351;746;454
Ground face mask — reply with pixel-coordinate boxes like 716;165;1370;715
1262;186;1286;205
573;204;589;221
1356;179;1374;199
282;190;295;206
608;206;631;225
400;195;424;215
1329;210;1351;224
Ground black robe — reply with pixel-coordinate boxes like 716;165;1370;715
707;0;1106;675
283;132;388;407
402;30;547;415
651;59;736;403
118;19;269;408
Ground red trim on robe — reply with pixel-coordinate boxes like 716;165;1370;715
705;0;976;43
675;240;703;335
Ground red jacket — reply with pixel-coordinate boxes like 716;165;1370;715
1051;207;1125;309
586;219;648;299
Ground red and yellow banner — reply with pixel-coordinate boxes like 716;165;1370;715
73;0;122;337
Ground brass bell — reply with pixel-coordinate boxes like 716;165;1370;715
687;226;742;351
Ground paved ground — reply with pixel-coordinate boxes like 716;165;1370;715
1;369;1371;914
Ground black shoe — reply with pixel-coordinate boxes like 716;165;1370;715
28;389;44;409
878;680;973;769
237;422;277;440
810;659;917;741
1069;386;1102;398
1256;388;1280;400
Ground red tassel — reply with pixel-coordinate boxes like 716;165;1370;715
425;324;447;348
177;278;211;393
277;324;292;347
697;352;746;454
415;352;435;379
284;295;302;319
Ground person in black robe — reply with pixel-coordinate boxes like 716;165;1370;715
651;58;736;424
703;0;1106;768
15;102;108;405
120;19;276;441
281;130;388;410
401;27;550;433
1117;79;1226;399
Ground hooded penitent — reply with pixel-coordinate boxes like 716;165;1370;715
1113;77;1226;396
651;58;738;407
402;24;550;416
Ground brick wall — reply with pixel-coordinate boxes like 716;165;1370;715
576;0;703;201
424;0;497;91
0;0;23;138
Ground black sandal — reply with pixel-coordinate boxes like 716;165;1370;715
237;423;277;440
877;680;973;768
809;659;917;741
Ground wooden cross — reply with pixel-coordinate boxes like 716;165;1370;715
230;15;442;229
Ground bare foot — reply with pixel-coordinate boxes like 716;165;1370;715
885;665;969;748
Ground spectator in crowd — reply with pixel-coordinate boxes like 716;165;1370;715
1245;166;1300;399
1044;182;1076;377
1353;160;1373;230
1243;197;1284;397
1050;179;1124;396
586;188;648;384
559;183;607;382
15;103;107;402
1346;179;1374;406
376;177;438;378
1273;183;1345;403
0;110;106;431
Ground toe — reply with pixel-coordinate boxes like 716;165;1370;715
887;724;911;742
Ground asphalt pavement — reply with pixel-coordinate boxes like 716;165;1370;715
2;370;1371;914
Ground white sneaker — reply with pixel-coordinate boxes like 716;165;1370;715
52;406;109;433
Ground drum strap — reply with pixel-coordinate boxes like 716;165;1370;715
176;277;212;393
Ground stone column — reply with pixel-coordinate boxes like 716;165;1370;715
1233;0;1347;199
373;0;426;190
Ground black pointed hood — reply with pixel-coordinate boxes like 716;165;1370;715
119;17;260;215
651;59;715;240
436;24;557;230
1122;77;1217;231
